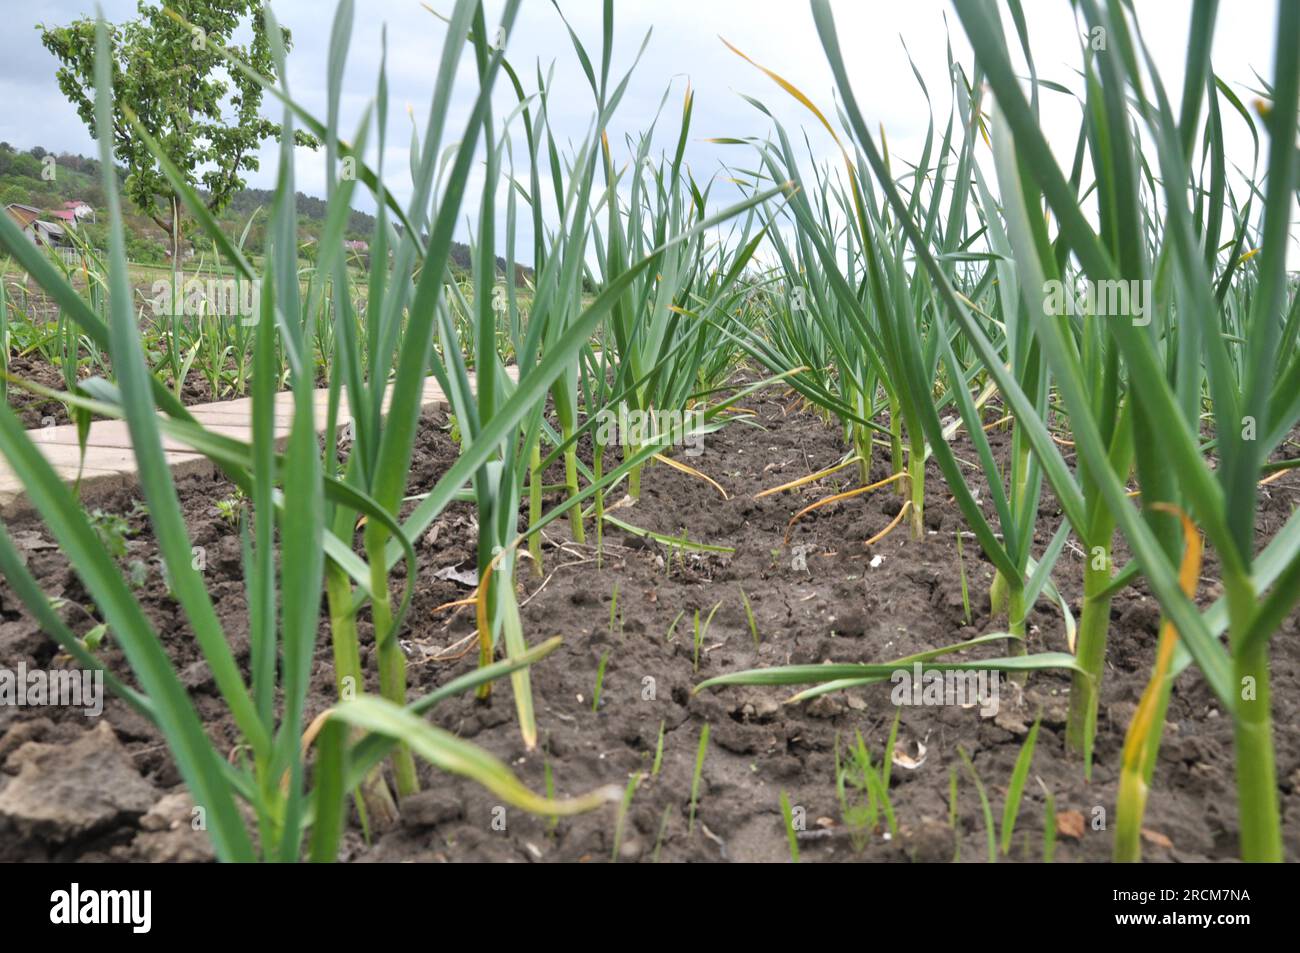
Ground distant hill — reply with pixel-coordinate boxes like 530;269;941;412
226;188;378;240
0;143;529;281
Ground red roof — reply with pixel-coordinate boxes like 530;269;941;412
63;200;90;209
49;209;77;222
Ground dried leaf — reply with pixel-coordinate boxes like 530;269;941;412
1056;809;1086;841
1140;828;1174;849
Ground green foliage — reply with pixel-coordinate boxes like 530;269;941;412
87;507;131;560
37;1;316;262
834;723;898;850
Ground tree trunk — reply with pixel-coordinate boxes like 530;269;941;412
170;193;182;306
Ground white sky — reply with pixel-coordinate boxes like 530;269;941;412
2;1;1292;267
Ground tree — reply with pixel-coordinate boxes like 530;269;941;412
0;184;27;208
38;1;315;269
7;153;43;181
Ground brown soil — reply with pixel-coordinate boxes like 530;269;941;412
4;354;85;430
4;349;319;429
1;375;1298;862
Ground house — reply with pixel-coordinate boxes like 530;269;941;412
343;239;369;254
30;219;70;248
4;203;41;230
4;203;75;260
5;203;77;242
63;200;95;222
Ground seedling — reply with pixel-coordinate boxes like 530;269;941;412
954;530;972;626
82;622;108;652
1000;715;1042;856
1040;779;1057;864
610;772;641;862
591;650;609;712
835;724;898;850
665;608;686;643
691;610;702;671
214;488;246;526
739;586;760;649
779;790;800;863
608;583;622;636
957;747;998;864
126;558;148;590
692;599;724;673
688;723;709;834
651;719;666;777
87;508;130;560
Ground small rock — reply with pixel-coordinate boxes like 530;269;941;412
738;695;781;722
0;722;156;843
132;791;215;863
806;695;845;719
0;718;55;762
993;708;1029;736
401;789;463;828
140;792;193;832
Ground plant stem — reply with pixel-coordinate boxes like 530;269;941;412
326;564;364;703
889;395;905;496
1007;582;1028;686
853;424;872;486
325;562;398;830
908;433;925;538
1007;583;1026;643
593;442;605;567
528;441;543;575
853;388;873;485
988;568;1008;617
627;441;642;498
367;536;418;796
1232;608;1284;863
1066;539;1112;777
563;423;585;543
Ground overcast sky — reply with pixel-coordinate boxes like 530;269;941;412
2;1;1291;266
